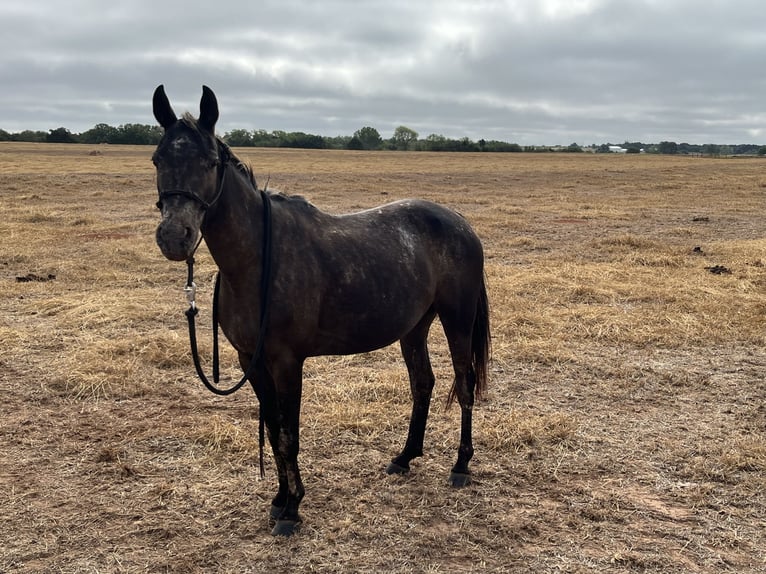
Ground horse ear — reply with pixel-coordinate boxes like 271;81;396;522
199;85;219;133
153;85;177;130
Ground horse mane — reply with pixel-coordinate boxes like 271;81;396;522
219;136;317;212
218;139;259;190
268;191;317;213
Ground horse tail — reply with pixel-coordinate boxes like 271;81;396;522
471;273;491;401
448;273;491;405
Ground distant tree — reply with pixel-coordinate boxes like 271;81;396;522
280;132;326;149
456;137;479;151
678;142;702;155
324;135;352;150
564;142;583;153
46;127;76;143
482;140;522;152
758;146;766;156
14;130;47;142
346;135;364;150
423;134;448;151
353;126;383;150
0;128;10;141
270;130;288;143
703;144;721;157
391;126;419;150
252;130;282;147
225;129;254;147
116;123;162;145
622;141;645;152
80;123;119;144
657;141;678;155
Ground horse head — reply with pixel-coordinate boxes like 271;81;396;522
152;84;224;261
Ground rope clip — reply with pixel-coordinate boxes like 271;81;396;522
185;282;197;309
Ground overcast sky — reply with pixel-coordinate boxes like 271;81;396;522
2;0;765;145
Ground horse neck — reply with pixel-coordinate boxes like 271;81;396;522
202;164;265;279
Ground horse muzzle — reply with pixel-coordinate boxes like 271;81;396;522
155;219;200;261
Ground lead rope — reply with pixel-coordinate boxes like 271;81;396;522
184;188;273;478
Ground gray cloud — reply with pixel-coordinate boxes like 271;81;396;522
1;0;765;144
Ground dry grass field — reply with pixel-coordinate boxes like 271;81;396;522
1;142;765;573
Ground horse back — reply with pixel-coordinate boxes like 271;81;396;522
323;198;483;286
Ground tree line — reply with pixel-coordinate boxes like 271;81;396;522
0;124;164;145
0;123;523;152
1;124;764;155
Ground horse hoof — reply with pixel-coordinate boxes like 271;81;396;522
386;461;410;475
448;471;471;487
271;519;300;537
270;504;285;521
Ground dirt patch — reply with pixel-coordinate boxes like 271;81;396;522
15;272;56;282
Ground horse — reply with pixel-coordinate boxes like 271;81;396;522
152;85;490;536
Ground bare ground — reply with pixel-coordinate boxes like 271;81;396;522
1;144;765;573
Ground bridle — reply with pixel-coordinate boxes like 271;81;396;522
156;142;273;477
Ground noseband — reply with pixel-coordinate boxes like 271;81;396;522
156;143;231;212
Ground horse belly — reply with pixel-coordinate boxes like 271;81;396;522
311;319;414;356
312;278;434;356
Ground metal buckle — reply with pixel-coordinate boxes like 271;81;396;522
184;282;197;309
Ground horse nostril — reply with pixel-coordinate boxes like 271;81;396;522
184;227;194;240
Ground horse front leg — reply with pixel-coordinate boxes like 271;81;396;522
260;400;289;522
269;407;304;535
242;353;301;535
267;358;305;537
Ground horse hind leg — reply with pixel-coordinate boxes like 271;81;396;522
448;360;476;487
387;311;436;475
440;314;478;488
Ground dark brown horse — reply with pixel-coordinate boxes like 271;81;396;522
152;85;490;536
